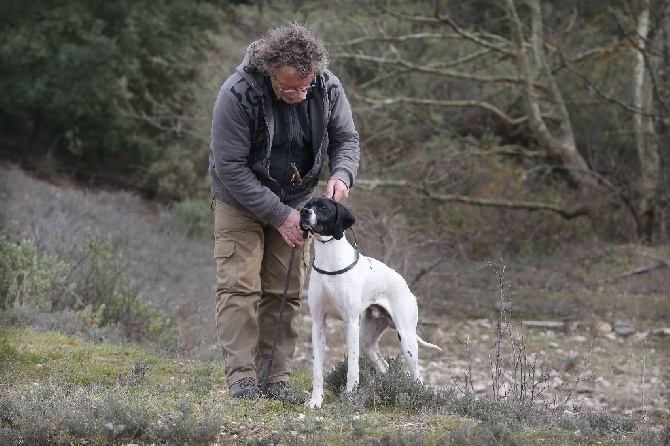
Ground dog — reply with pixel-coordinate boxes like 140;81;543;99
299;197;441;409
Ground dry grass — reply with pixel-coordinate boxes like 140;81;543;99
1;162;669;444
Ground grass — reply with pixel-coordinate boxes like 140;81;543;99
1;164;669;444
1;322;667;445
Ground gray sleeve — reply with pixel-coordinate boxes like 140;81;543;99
325;78;360;188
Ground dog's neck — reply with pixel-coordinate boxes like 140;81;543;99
313;234;352;247
311;232;358;272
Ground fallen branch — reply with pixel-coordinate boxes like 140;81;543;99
603;259;669;282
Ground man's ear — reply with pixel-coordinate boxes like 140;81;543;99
332;202;355;240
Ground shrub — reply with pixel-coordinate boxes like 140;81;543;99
0;378;225;445
0;234;70;310
0;230;179;348
326;356;454;412
159;198;212;240
0;0;221;199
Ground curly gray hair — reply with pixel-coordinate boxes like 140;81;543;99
245;23;329;77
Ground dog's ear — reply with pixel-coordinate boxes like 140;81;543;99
332;202;355;239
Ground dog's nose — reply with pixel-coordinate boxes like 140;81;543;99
299;208;310;216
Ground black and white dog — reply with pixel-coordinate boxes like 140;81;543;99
299;197;441;409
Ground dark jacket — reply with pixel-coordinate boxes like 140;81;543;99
209;43;360;228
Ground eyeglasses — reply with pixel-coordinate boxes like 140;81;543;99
273;76;314;95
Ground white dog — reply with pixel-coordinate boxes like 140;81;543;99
299;197;441;409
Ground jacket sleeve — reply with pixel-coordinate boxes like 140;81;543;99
325;74;361;188
210;83;292;227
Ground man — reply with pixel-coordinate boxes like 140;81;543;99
208;23;360;399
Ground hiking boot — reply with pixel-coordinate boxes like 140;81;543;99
263;381;306;404
263;381;290;399
229;377;261;398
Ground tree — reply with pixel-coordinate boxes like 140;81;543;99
0;0;221;199
328;0;669;243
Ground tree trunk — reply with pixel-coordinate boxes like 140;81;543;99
633;0;661;242
658;0;670;240
505;0;599;198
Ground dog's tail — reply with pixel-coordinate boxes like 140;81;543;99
418;336;442;351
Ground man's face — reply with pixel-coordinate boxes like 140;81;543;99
272;66;314;104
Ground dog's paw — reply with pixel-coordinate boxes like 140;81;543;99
305;395;323;409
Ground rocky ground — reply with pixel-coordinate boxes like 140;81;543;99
293;311;670;425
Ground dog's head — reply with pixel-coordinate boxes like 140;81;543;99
300;197;355;240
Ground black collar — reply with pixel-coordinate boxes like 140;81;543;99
311;229;360;276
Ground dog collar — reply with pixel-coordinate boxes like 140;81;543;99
312;247;360;276
312;228;360;275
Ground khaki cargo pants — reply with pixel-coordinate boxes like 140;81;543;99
213;199;310;387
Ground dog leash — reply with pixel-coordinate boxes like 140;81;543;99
260;231;306;394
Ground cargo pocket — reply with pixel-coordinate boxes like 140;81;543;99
214;240;237;292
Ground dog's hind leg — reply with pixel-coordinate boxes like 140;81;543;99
398;332;422;382
393;304;423;383
360;308;389;373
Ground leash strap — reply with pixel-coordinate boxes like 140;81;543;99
261;246;297;393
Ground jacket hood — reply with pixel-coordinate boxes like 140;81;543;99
236;41;270;97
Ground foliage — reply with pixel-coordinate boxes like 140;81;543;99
0;326;662;446
323;0;664;241
0;329;226;445
0;233;70;310
0;230;178;347
0;0;221;199
159;197;213;240
63;230;180;345
326;356;450;412
322;353;654;443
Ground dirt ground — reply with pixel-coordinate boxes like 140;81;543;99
293;310;670;426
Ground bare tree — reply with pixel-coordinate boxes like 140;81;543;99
632;0;660;242
656;0;670;239
330;0;670;242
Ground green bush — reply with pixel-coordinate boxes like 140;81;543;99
0;380;224;445
326;356;456;412
0;0;221;199
65;231;179;346
160;198;212;240
0;234;70;310
99;289;179;346
0;231;179;347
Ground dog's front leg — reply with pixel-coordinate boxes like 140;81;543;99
307;312;327;409
344;314;361;392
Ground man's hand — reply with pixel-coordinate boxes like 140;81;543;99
323;179;349;203
278;208;305;248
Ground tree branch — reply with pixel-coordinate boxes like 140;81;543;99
331;52;523;85
349;92;530;126
420;189;591;219
377;4;516;57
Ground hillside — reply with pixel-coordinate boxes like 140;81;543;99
1;163;669;444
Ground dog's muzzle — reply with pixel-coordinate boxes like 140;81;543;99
299;207;318;232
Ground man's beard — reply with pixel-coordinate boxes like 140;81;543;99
280;96;304;105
